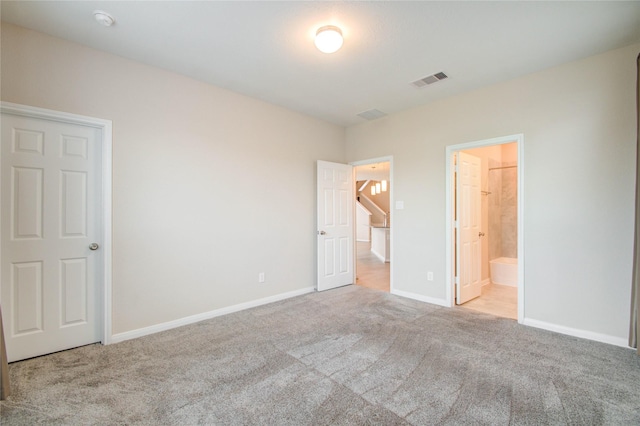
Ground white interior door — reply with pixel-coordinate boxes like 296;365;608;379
456;151;482;304
1;112;102;362
317;160;354;291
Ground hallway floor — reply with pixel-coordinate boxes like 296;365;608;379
459;283;517;319
355;241;515;320
355;241;390;292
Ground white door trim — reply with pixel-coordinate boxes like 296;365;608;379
0;101;113;345
350;156;394;293
445;134;524;323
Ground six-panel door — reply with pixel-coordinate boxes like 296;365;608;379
317;160;354;291
456;151;482;304
1;113;102;362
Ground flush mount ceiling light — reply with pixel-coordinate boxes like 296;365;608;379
93;10;115;27
314;25;343;54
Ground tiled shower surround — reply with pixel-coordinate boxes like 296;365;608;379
488;159;518;259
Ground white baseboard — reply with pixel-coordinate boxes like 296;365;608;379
491;281;517;288
371;249;385;262
110;286;315;344
392;289;450;308
481;278;491;287
522;318;631;349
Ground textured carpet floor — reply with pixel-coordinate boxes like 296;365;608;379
1;285;639;425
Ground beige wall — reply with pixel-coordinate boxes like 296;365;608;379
346;43;639;343
502;143;518;164
1;23;346;335
3;22;638;346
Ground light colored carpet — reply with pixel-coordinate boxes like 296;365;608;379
1;285;639;425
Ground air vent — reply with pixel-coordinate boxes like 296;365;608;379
411;71;448;88
357;109;387;120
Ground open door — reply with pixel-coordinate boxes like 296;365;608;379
456;152;482;304
317;160;354;291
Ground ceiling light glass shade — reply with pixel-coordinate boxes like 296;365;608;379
315;25;343;53
371;185;376;196
381;180;387;191
375;183;381;194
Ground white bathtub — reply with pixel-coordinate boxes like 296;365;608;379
490;257;518;287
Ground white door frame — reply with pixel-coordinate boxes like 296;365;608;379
0;102;113;345
445;134;524;323
350;156;394;293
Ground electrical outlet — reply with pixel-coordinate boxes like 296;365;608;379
258;272;265;283
427;271;434;281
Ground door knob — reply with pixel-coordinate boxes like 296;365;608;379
89;243;100;250
318;230;326;235
478;232;485;237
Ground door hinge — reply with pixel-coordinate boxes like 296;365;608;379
453;220;458;228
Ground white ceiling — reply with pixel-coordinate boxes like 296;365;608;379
356;162;390;182
2;1;640;127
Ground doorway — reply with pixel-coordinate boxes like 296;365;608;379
351;157;393;293
445;134;524;322
1;102;113;361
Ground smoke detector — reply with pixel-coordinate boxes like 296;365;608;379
93;10;115;27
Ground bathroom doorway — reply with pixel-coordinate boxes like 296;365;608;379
352;158;392;293
446;135;524;321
